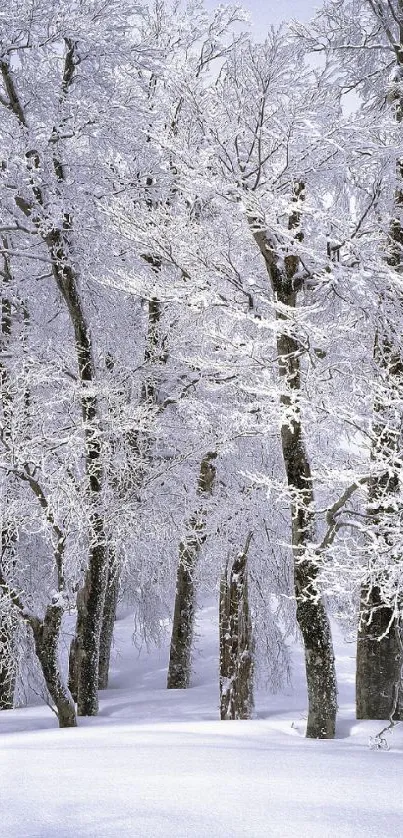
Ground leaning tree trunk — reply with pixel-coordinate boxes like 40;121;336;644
31;605;77;728
219;533;254;720
250;188;337;738
0;563;76;728
0;50;109;717
167;452;217;689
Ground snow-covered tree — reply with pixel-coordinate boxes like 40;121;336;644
295;0;403;721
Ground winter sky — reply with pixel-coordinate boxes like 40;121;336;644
245;0;319;28
204;0;320;37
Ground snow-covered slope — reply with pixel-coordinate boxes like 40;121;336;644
1;603;402;837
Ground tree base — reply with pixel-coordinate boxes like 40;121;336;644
356;611;402;721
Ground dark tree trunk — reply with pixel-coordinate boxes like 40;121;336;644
0;536;16;711
141;295;167;405
219;533;254;720
356;57;403;718
167;547;196;690
31;605;77;728
1;46;109;718
68;537;108;715
357;585;402;719
73;537;108;717
98;559;120;689
45;219;108;719
283;391;337;738
0;616;15;710
0;51;108;718
356;339;403;719
50;240;108;717
68;635;79;703
46;46;109;718
0;243;16;710
295;588;337;738
250;187;337;738
167;452;217;689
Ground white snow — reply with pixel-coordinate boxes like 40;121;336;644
1;604;402;837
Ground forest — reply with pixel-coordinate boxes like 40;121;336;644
1;0;403;756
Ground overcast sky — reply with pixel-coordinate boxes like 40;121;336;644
246;0;319;26
206;0;320;34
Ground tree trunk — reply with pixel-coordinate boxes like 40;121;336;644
356;55;403;718
356;338;403;719
0;242;16;709
0;535;16;710
46;47;109;718
68;634;79;703
219;533;254;720
1;46;108;718
250;188;337;738
167;452;217;689
73;537;108;717
45;228;108;718
357;585;402;719
167;548;196;690
31;605;77;728
69;540;108;716
98;559;120;689
283;386;337;738
54;252;108;717
0;614;15;710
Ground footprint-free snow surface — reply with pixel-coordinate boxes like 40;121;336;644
1;603;402;837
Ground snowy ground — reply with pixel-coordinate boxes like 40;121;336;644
1;603;403;837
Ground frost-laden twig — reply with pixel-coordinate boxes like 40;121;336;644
369;622;403;751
